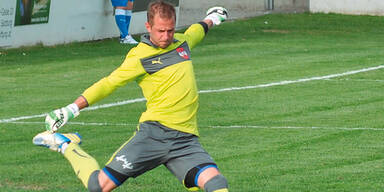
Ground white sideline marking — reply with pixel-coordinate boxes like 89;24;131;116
199;65;384;94
82;98;146;111
0;114;47;123
324;78;384;83
7;121;137;126
1;65;383;123
5;121;384;131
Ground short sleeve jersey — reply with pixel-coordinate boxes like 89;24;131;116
82;23;206;136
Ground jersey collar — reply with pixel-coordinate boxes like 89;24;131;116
140;34;178;48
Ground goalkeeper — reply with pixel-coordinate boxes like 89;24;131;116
34;1;229;192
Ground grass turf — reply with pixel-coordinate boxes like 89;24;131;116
1;13;384;191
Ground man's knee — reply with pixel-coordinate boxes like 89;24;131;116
184;163;228;192
87;170;102;192
204;174;228;192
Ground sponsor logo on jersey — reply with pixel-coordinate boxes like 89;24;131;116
152;58;163;65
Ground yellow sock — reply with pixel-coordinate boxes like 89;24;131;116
213;189;229;192
63;143;100;187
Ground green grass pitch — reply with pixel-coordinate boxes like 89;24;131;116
1;13;384;191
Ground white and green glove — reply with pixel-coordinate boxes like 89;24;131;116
204;7;228;26
45;103;80;132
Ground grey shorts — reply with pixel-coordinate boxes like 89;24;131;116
104;121;216;185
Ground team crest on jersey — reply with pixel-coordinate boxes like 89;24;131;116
141;42;191;74
176;47;189;60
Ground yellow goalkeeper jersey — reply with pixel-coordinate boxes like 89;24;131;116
82;23;207;136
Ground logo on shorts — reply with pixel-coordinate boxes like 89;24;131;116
116;155;133;169
176;47;189;60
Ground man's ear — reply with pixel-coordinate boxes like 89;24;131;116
145;22;151;33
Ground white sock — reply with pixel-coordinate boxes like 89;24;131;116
60;142;69;154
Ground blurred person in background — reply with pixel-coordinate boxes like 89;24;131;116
111;0;138;44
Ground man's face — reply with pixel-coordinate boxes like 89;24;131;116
145;15;175;49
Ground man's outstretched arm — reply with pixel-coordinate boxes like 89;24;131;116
183;7;228;49
203;7;228;28
74;95;89;110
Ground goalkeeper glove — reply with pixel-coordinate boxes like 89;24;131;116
45;103;80;132
204;7;228;26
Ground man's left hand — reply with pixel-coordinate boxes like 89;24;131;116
204;7;228;26
45;103;80;132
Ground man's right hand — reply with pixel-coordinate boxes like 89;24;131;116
45;103;80;132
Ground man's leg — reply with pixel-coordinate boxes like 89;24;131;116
64;143;118;192
87;168;118;192
114;8;128;39
197;167;228;192
80;122;170;191
118;0;138;44
111;0;129;39
183;163;228;192
63;143;100;187
163;132;229;192
33;132;118;192
126;0;134;33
